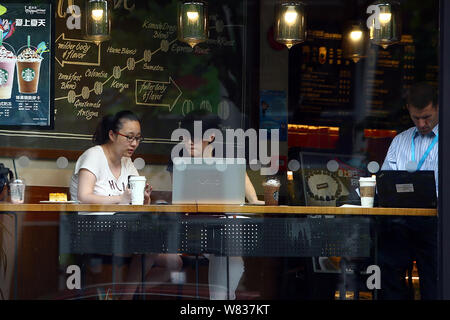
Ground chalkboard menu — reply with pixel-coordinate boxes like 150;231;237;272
0;2;53;127
0;0;252;158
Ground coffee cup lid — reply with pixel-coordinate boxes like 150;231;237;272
359;177;376;182
263;178;281;187
129;176;146;181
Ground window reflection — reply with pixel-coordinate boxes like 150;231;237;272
0;0;442;302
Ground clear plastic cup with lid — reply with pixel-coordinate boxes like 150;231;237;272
10;179;25;204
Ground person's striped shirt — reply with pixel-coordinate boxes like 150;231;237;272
382;124;439;192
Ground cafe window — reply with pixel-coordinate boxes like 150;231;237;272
0;0;447;306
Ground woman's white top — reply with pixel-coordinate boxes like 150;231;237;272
70;145;139;202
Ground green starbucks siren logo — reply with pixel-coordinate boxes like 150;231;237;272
22;68;35;82
0;69;8;85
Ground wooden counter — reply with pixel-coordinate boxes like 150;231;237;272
197;204;437;216
0;203;437;216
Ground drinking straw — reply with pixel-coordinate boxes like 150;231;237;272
12;158;18;180
27;35;30;48
0;30;3;47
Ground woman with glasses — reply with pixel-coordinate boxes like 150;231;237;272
70;110;182;299
70;110;147;205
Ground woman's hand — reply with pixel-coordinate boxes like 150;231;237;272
144;183;152;205
249;199;265;205
119;189;131;204
244;173;264;205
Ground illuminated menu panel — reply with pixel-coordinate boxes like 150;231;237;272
364;35;416;124
296;30;353;125
295;30;420;129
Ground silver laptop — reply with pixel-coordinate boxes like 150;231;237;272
172;157;246;204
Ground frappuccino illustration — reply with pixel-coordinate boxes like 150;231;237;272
0;20;17;99
17;46;43;94
0;44;16;99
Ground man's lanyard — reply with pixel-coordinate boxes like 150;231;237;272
411;129;438;170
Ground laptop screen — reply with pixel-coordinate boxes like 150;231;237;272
172;157;246;205
376;170;437;208
299;152;369;207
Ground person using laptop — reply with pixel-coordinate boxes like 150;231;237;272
167;110;264;299
70;110;182;299
378;82;438;299
167;110;265;205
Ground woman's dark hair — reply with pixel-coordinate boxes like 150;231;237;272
180;109;222;136
93;110;140;145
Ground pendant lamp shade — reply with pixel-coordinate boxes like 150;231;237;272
343;22;368;63
85;0;111;44
367;0;401;49
274;1;306;49
178;1;208;48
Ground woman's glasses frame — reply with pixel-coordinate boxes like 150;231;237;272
115;131;144;143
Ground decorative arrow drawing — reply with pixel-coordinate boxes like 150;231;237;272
55;33;101;67
135;77;182;111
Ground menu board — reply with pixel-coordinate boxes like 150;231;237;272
290;30;419;130
290;30;353;127
363;35;416;129
54;0;249;155
0;2;52;127
0;0;253;157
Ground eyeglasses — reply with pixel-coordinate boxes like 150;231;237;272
116;131;144;143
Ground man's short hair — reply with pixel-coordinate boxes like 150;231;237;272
406;82;437;110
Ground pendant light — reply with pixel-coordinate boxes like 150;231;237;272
85;0;111;44
342;22;367;63
367;0;401;49
274;1;306;49
178;1;208;48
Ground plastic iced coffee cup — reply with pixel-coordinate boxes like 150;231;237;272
10;179;25;204
263;178;281;206
129;176;146;205
17;46;42;94
0;44;17;99
359;176;376;207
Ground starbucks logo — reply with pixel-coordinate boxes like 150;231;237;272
0;69;8;85
21;68;35;82
273;191;279;201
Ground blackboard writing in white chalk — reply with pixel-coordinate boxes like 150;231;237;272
0;0;257;159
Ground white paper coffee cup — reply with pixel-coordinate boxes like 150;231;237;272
129;176;146;205
359;177;376;208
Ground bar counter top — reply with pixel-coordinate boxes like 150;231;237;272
0;203;437;216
